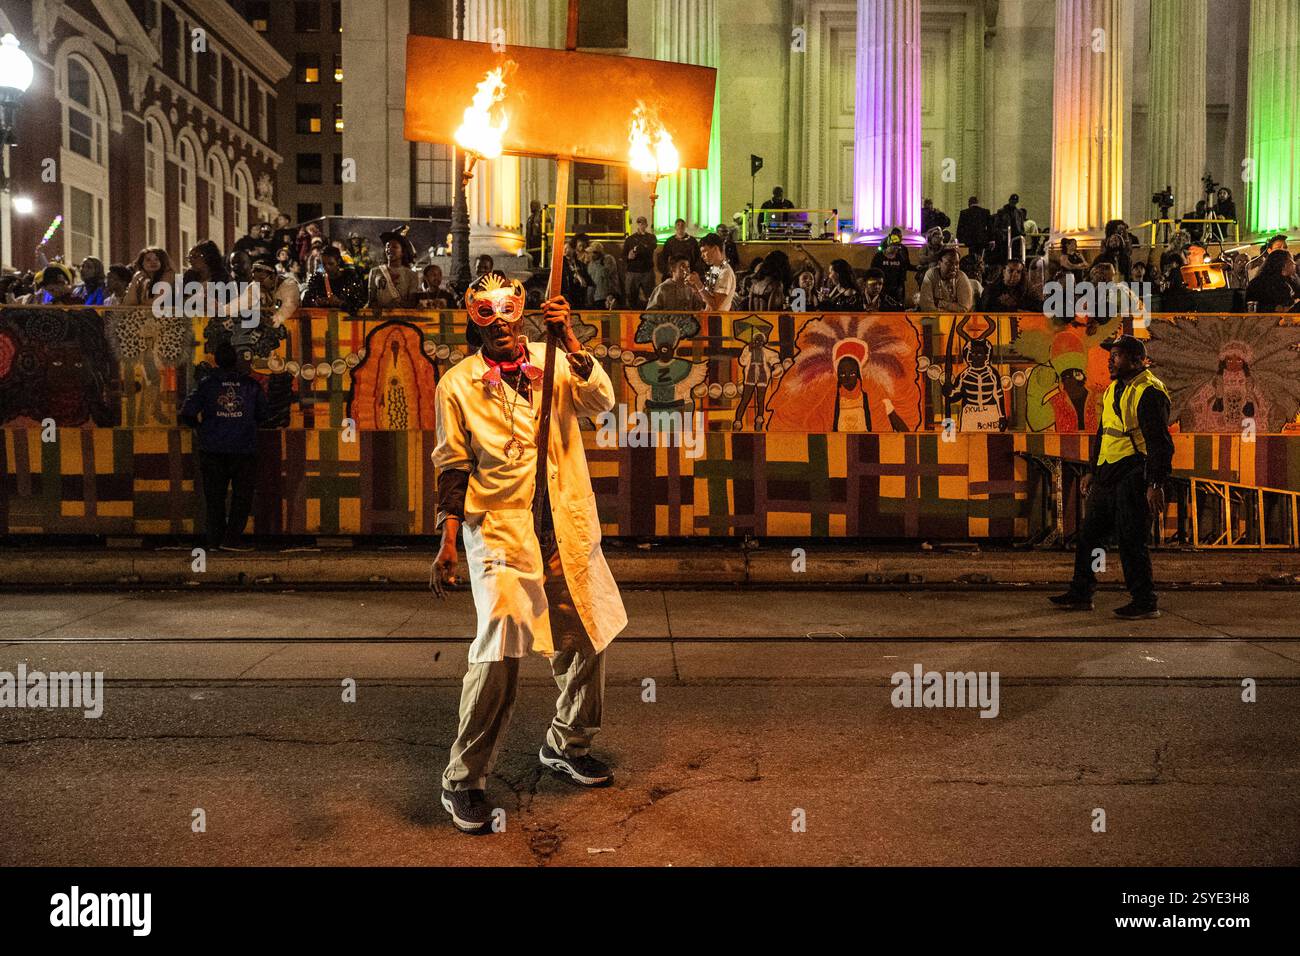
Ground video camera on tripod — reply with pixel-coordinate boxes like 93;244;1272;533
1151;185;1175;217
1202;173;1221;206
1151;185;1175;243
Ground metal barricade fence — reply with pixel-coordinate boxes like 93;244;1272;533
536;203;631;264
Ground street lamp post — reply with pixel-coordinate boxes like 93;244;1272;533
642;170;661;236
0;33;35;272
449;0;471;295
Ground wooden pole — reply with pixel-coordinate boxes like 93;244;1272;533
533;0;581;537
546;158;571;298
566;0;579;49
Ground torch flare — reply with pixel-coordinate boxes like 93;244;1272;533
628;103;680;180
628;103;680;235
453;64;513;162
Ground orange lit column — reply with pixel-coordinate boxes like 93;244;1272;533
461;0;529;260
1148;0;1206;227
1050;0;1128;239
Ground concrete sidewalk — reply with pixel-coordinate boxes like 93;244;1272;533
2;541;1300;587
5;590;1300;682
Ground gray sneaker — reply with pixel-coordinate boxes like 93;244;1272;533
440;788;493;832
539;745;613;787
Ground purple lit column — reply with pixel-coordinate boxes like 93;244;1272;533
853;0;922;240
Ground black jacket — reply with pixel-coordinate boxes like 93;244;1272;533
1246;274;1299;312
302;268;367;313
921;206;951;233
658;234;701;275
956;206;993;251
871;250;912;301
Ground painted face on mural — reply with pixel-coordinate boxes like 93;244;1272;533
837;356;862;392
651;323;682;361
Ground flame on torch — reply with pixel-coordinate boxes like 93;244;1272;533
628;103;679;178
454;65;513;159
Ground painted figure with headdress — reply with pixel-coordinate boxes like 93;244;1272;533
625;313;709;421
1145;318;1300;432
766;314;922;432
731;315;791;431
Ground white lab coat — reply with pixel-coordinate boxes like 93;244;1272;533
433;341;628;663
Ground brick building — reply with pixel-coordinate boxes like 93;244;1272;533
1;0;289;271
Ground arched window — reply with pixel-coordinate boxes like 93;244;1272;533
60;54;110;263
232;167;251;237
207;153;226;248
144;118;167;249
177;137;198;255
65;56;107;163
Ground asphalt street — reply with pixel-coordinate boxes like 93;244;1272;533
1;588;1297;866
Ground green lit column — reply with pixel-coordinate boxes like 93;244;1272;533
653;0;721;235
1245;0;1300;234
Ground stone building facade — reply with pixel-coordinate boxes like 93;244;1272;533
339;0;1290;257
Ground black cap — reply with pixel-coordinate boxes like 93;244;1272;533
1101;334;1146;360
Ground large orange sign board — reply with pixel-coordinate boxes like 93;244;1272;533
403;35;716;167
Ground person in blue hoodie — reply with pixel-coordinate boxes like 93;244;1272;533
180;343;269;551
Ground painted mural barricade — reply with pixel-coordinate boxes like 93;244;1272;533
2;304;1300;541
5;304;1300;437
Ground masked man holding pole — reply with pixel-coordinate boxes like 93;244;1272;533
432;273;628;833
1050;335;1174;619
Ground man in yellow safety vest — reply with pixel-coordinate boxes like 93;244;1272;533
1050;335;1174;619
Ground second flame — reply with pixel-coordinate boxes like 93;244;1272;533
455;66;512;159
628;103;680;178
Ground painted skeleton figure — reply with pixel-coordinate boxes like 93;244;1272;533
945;339;1007;432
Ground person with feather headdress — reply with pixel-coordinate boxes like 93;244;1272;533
766;314;922;432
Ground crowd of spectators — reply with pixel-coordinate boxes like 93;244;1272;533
0;217;461;320
1;197;1296;317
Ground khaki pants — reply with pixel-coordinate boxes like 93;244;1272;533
442;543;606;792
